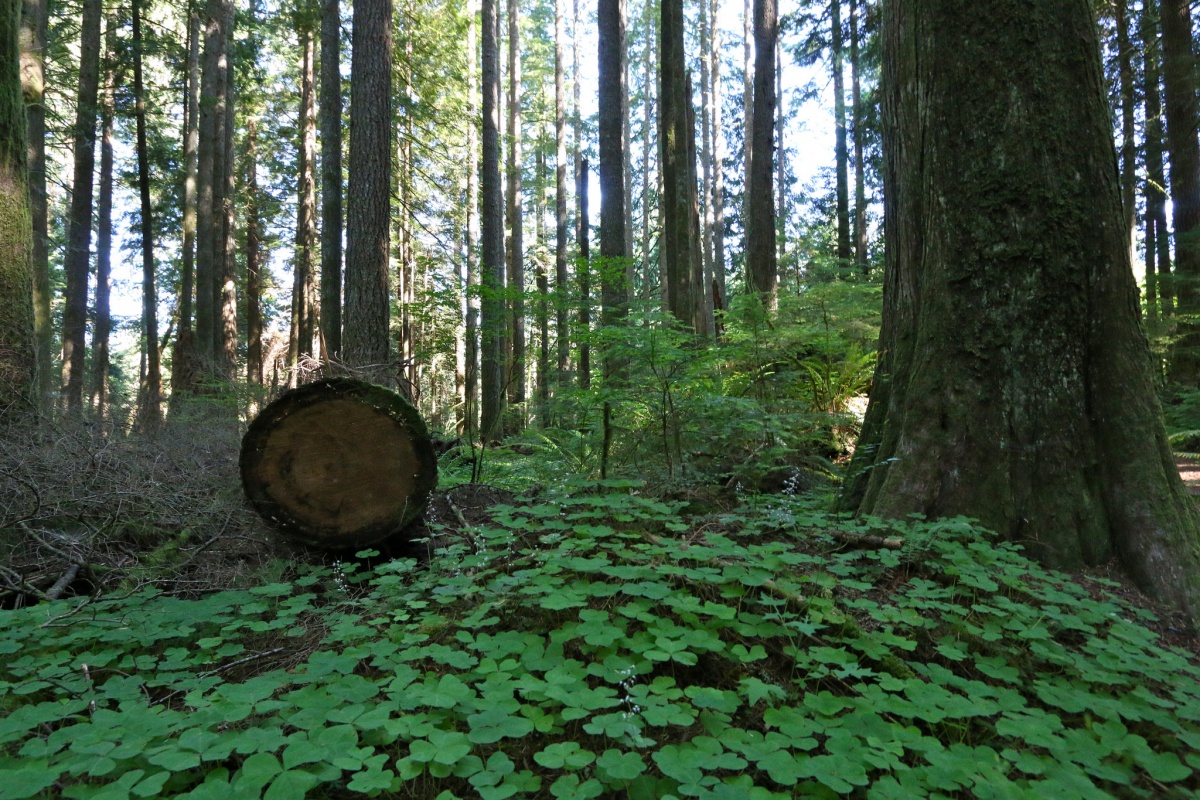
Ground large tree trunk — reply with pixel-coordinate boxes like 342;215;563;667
660;0;701;331
598;0;628;325
1163;0;1200;383
241;378;437;549
0;0;32;415
344;0;393;383
60;0;103;414
20;0;48;413
506;0;525;415
480;0;505;437
319;0;343;361
194;0;226;367
133;0;162;431
744;0;777;303
842;0;1200;622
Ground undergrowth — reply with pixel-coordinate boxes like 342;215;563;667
1;482;1197;799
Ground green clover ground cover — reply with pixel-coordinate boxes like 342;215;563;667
1;483;1198;799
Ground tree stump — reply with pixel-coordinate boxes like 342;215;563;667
240;378;438;549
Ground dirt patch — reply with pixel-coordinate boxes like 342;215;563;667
1179;458;1200;496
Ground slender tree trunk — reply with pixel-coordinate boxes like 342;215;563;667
640;0;653;301
832;0;851;262
133;0;161;430
218;0;237;376
320;0;343;360
536;138;550;416
850;0;866;271
710;0;726;311
1116;0;1136;255
844;0;1200;623
59;0;103;413
554;0;569;380
506;0;525;414
578;155;590;388
742;0;752;276
745;0;778;303
290;27;318;385
480;0;505;436
1145;3;1174;322
171;6;201;408
775;37;785;265
2;0;33;413
464;0;479;433
92;20;115;420
398;30;416;400
599;0;628;325
1163;0;1200;382
246;117;263;386
20;0;48;413
699;0;714;307
345;0;393;383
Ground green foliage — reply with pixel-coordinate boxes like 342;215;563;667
2;484;1197;798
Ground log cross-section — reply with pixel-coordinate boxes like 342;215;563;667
240;378;438;548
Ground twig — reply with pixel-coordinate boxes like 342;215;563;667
45;563;82;600
446;495;470;529
198;647;286;679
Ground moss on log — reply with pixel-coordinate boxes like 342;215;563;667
240;378;438;549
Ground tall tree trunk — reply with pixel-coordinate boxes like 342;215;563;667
133;0;161;430
245;117;262;386
1;0;32;413
535;137;549;417
832;0;851;262
745;0;777;303
599;0;628;326
20;0;48;413
344;0;393;383
640;0;653;301
463;0;479;433
843;0;1200;623
480;0;505;436
506;0;525;414
1144;2;1173;322
661;0;702;331
218;0;237;376
194;0;225;367
554;0;568;380
710;0;726;311
59;0;103;414
578;155;590;388
1163;0;1200;383
775;37;785;265
398;29;416;401
171;6;201;408
742;0;751;263
92;20;115;420
1115;0;1136;256
290;27;318;385
850;0;866;271
699;0;713;308
319;0;343;360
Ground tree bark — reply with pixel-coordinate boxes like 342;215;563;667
745;0;777;303
480;0;505;437
1115;0;1136;255
319;0;343;361
194;0;225;367
506;0;525;414
133;0;162;431
0;0;32;414
1163;0;1200;382
245;117;263;386
344;0;393;383
599;0;628;326
19;0;48;413
463;0;479;433
60;0;103;414
218;0;237;377
842;0;1200;622
710;0;725;311
578;156;590;389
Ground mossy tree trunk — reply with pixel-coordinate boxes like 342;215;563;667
841;0;1200;622
0;0;31;414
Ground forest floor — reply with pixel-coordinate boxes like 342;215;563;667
1179;457;1200;496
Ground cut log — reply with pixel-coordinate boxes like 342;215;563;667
240;378;438;549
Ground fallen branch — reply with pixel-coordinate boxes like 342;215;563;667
45;563;82;600
826;529;905;550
